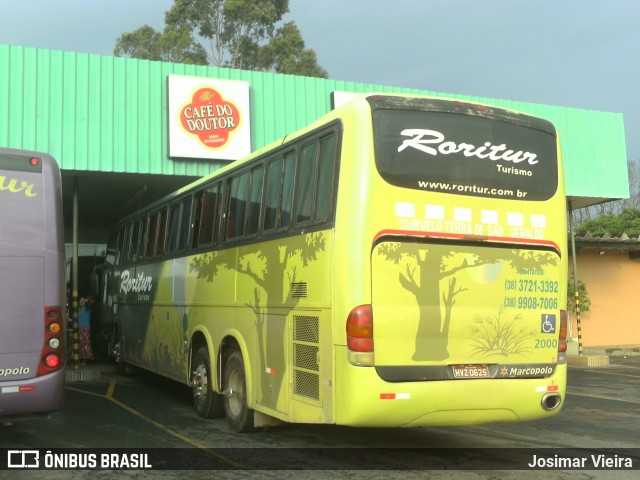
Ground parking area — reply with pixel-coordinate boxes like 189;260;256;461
2;355;639;478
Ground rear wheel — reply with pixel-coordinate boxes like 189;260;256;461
191;346;224;418
111;326;127;374
223;350;255;433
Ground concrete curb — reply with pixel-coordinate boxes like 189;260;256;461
566;343;640;368
567;355;610;367
65;362;116;383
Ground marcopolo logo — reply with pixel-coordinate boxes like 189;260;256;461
180;87;240;149
499;365;555;378
0;366;30;376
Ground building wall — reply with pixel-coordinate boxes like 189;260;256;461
0;43;629;202
570;250;640;347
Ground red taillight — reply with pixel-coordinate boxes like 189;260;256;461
347;305;373;352
38;306;65;376
45;354;60;368
558;310;568;353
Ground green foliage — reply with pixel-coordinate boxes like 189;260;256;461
567;278;591;313
256;22;328;77
114;0;328;77
113;24;208;65
575;207;640;237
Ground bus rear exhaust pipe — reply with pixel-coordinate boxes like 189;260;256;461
541;393;561;411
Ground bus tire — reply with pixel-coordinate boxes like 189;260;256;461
111;326;128;374
191;346;224;419
223;350;255;433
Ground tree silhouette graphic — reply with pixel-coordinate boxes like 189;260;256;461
377;242;558;361
189;232;326;408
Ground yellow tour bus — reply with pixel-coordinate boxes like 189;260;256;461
97;94;568;432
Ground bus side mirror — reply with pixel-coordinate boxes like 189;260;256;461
90;273;99;297
107;274;119;292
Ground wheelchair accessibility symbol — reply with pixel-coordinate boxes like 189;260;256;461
541;314;556;334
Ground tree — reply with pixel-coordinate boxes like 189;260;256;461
567;277;591;313
114;0;328;77
256;22;328;77
575;207;640;237
114;24;208;64
572;158;640;227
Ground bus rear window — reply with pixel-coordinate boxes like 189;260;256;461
372;110;558;201
0;170;44;248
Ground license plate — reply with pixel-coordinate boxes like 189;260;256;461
452;364;490;379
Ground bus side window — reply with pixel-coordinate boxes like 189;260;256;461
192;192;202;249
281;152;295;228
156;208;168;255
138;216;149;261
146;212;159;257
226;172;249;239
167;202;181;253
114;228;125;266
198;184;220;246
120;223;132;265
246;166;264;236
129;220;141;263
296;143;318;224
316;134;338;222
263;153;294;231
106;230;119;266
178;196;193;251
263;158;281;231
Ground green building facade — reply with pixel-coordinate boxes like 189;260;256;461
0;43;629;245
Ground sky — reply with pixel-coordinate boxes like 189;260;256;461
0;0;638;160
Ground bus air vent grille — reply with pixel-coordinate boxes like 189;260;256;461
292;315;320;402
290;282;308;298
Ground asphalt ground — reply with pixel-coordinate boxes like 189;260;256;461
1;354;639;479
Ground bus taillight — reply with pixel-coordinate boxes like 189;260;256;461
45;354;60;368
347;305;374;366
557;310;568;364
38;306;65;376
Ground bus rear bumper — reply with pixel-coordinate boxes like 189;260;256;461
333;347;567;427
0;369;65;420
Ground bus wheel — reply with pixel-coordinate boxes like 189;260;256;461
191;346;224;419
222;350;255;433
111;327;127;374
